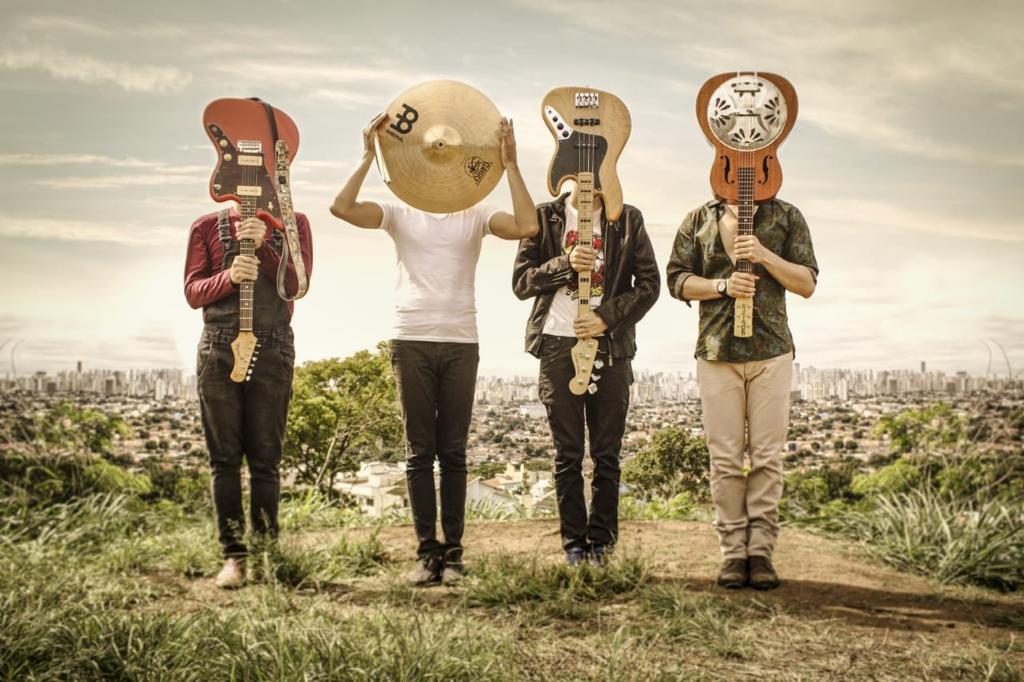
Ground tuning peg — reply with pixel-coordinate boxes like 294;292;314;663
591;374;601;382
587;383;598;394
594;359;604;370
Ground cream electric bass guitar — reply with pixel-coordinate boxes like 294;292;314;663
541;87;631;395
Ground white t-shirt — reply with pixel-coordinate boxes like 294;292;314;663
542;202;605;337
380;202;499;343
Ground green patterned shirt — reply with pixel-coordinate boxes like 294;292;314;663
666;199;818;363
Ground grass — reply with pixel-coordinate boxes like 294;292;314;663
822;489;1024;591
1;470;1022;679
460;550;650;621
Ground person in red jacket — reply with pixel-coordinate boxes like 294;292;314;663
184;207;312;588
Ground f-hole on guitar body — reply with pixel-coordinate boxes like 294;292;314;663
541;87;631;395
203;98;302;382
695;72;797;338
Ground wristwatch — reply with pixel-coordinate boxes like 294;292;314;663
716;279;729;297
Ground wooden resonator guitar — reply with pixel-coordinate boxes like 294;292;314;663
541;87;631;395
695;72;797;338
202;98;303;382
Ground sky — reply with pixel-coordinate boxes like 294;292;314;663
0;0;1021;378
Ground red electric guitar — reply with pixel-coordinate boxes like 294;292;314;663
202;98;306;382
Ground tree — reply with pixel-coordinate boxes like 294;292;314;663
283;343;403;497
622;426;710;500
29;402;127;454
473;461;505;480
874;402;964;454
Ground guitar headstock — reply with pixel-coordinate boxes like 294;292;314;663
229;331;261;383
568;337;600;396
540;86;631;221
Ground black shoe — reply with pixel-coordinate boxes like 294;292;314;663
748;556;780;591
565;548;588;566
589;544;611;567
406;555;443;586
716;558;749;589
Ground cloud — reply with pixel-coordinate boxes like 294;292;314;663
802;197;1024;242
0;154;208;190
0;153;173;168
35;173;204;190
518;0;1024;167
0;216;181;245
0;46;191;93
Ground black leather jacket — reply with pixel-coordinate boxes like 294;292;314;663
512;193;660;359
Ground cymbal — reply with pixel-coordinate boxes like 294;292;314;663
375;80;504;213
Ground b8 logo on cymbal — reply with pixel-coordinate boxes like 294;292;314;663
389;104;419;136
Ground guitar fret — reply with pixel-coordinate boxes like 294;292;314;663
238;195;257;332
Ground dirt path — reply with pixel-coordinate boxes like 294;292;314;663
354;519;1024;639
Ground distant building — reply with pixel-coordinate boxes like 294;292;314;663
519;403;546;419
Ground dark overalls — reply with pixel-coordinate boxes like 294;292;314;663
197;210;295;558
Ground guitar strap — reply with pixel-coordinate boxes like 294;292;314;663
249;97;309;300
216;208;232;267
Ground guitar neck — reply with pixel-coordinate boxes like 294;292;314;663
575;172;595;316
736;166;755;273
238;196;257;332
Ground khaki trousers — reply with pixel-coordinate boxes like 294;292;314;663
697;352;793;559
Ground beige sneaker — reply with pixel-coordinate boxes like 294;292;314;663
440;563;463;586
405;555;443;586
214;558;245;589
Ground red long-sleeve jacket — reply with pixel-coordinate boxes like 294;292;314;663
183;208;313;315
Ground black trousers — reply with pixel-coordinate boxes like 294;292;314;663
537;334;632;551
197;327;294;558
389;339;479;560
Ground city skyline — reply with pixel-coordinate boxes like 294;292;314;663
6;359;1015;405
1;1;1022;377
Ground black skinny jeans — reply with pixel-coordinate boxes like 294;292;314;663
537;335;632;551
197;327;294;558
389;339;479;561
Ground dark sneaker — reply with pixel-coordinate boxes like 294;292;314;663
590;544;611;567
748;556;780;590
565;548;588;566
716;558;749;589
406;555;443;586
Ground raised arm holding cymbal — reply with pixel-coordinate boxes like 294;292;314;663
331;80;537;239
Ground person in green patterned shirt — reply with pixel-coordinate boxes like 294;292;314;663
666;197;818;591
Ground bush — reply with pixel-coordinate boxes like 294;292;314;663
83;459;152;497
622;427;709;501
850;458;920;497
620;493;701;521
824;490;1024;592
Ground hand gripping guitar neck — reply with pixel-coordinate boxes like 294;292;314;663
695;72;797;338
202;97;303;382
541;87;631;395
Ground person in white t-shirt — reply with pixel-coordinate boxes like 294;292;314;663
330;114;539;586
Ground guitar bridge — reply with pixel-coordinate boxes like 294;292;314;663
575;92;599;108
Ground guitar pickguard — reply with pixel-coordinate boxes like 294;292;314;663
207;123;283;226
549;133;608;194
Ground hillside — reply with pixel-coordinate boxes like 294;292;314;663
148;518;1023;680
